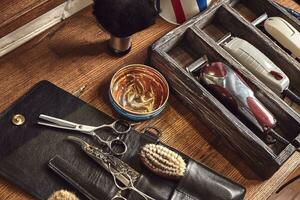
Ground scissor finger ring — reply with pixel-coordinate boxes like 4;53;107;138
112;120;131;134
109;139;127;156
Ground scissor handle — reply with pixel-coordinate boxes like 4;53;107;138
108;138;127;156
110;120;131;134
109;164;130;191
112;191;127;200
93;134;127;156
109;167;155;200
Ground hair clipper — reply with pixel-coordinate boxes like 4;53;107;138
218;13;300;106
199;62;288;144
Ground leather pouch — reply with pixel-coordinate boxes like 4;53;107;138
48;155;109;200
0;81;245;200
117;150;245;200
170;160;245;200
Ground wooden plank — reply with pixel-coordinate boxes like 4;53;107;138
0;0;65;38
0;1;299;200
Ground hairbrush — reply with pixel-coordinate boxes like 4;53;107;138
140;144;186;180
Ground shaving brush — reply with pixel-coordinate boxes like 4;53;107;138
93;0;160;55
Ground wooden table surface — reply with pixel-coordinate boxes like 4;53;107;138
0;1;299;199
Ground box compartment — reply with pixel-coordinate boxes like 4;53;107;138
230;0;300;61
149;0;300;179
195;5;300;98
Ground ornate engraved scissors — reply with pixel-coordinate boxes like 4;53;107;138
67;136;155;200
38;114;130;155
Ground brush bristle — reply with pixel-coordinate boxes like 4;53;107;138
48;190;79;200
93;0;160;37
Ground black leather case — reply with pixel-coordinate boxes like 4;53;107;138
0;81;245;200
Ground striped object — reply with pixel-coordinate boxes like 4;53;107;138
160;0;213;24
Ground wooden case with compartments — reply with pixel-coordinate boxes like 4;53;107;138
149;0;300;179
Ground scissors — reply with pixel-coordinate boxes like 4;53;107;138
38;114;130;156
67;136;155;200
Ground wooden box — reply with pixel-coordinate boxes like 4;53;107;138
149;0;300;179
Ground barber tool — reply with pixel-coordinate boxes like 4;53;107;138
93;0;160;55
140;144;186;180
264;17;300;59
38;114;129;156
200;62;289;144
110;64;169;121
189;59;288;145
48;190;79;200
222;37;300;105
217;14;300;105
67;136;155;200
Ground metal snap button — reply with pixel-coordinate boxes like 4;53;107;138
12;114;25;126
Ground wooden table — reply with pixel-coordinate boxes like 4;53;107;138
0;1;299;199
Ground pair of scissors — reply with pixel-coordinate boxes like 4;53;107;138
66;136;155;200
38;114;131;156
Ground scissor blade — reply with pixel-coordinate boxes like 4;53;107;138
38;114;96;134
37;121;78;131
67;136;90;147
39;114;77;128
